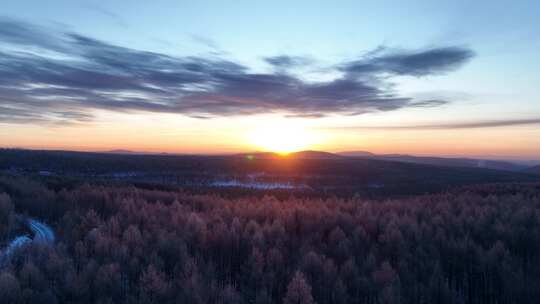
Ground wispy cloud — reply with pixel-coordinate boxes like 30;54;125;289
328;119;540;130
342;46;474;76
190;34;219;50
264;55;313;69
0;17;474;124
82;4;129;27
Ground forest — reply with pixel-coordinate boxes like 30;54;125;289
1;175;540;303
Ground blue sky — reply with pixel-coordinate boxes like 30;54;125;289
1;0;539;157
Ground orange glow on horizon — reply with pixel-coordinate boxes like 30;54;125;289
1;111;539;160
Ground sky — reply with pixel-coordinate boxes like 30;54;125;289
0;0;539;159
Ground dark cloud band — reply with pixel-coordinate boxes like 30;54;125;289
0;17;474;124
342;47;474;76
328;119;540;130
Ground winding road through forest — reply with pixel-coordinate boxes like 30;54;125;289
0;218;55;264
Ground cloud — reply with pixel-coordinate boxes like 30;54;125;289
285;113;327;119
0;17;474;124
0;17;69;53
190;34;219;50
264;55;312;68
409;99;448;107
343;46;474;76
329;119;540;130
82;4;129;27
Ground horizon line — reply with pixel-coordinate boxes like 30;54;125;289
2;146;539;162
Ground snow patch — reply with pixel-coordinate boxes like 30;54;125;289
211;180;307;190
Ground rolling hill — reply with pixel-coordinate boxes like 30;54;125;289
338;151;527;172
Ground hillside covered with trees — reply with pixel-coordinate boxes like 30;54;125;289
1;176;540;303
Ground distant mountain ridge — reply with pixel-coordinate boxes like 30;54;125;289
337;151;375;157
27;147;536;172
337;151;530;172
103;149;178;156
290;150;343;159
104;149;143;154
216;149;536;172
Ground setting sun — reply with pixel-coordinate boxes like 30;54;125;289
247;122;318;154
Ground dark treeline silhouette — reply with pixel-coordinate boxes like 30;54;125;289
1;175;540;303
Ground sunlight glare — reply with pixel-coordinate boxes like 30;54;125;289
247;122;318;154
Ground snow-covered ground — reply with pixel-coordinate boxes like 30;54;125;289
211;180;308;190
0;218;55;264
